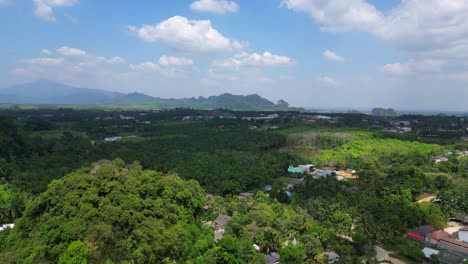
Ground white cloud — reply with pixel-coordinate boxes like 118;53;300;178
190;0;239;14
129;55;194;78
129;62;187;78
448;72;468;81
106;56;125;64
17;48;125;79
318;76;337;86
57;46;86;57
34;0;79;21
158;56;193;66
220;51;294;68
382;63;411;76
282;0;468;59
129;16;243;53
323;50;345;62
41;49;52;55
382;60;445;76
9;68;26;75
24;57;65;66
129;61;160;72
281;0;383;33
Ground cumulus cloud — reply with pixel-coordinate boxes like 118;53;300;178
24;57;65;66
128;16;243;53
219;51;294;68
281;0;383;33
34;0;79;21
57;46;86;57
382;63;411;76
190;0;239;14
318;76;337;86
41;49;52;55
158;56;193;66
382;60;445;76
323;50;345;62
17;47;125;79
103;56;126;64
129;55;194;78
129;62;160;72
282;0;468;59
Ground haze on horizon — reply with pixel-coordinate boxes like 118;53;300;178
1;0;468;111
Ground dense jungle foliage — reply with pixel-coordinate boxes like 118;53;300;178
0;109;467;263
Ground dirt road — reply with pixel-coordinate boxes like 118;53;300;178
374;246;406;264
417;195;436;203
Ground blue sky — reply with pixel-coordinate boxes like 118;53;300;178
1;0;467;111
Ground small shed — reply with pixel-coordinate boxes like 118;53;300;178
459;228;468;243
288;166;305;174
213;214;231;229
422;247;439;259
413;226;436;237
265;252;280;264
325;251;340;264
239;192;254;198
455;213;468;223
213;214;231;242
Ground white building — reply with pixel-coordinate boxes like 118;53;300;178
422;247;439;259
460;228;468;243
104;136;122;142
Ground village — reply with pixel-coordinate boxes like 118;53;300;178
406;222;468;263
202;164;359;264
200;160;468;264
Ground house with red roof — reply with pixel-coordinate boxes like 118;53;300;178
406;232;424;241
426;230;450;245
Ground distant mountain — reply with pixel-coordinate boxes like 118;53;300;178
0;80;121;105
115;92;300;111
0;81;301;111
112;92;155;105
372;108;398;117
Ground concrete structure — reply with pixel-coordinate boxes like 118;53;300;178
459;228;468;243
325;251;340;264
313;170;335;179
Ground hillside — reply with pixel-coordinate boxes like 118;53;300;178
0;81;301;111
372;108;398;117
0;80;121;105
114;93;300;111
0;160;210;263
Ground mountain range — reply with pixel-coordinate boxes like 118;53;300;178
0;80;301;111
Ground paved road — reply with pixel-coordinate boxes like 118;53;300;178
374;246;406;264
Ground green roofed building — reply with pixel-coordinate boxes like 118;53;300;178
288;166;305;174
